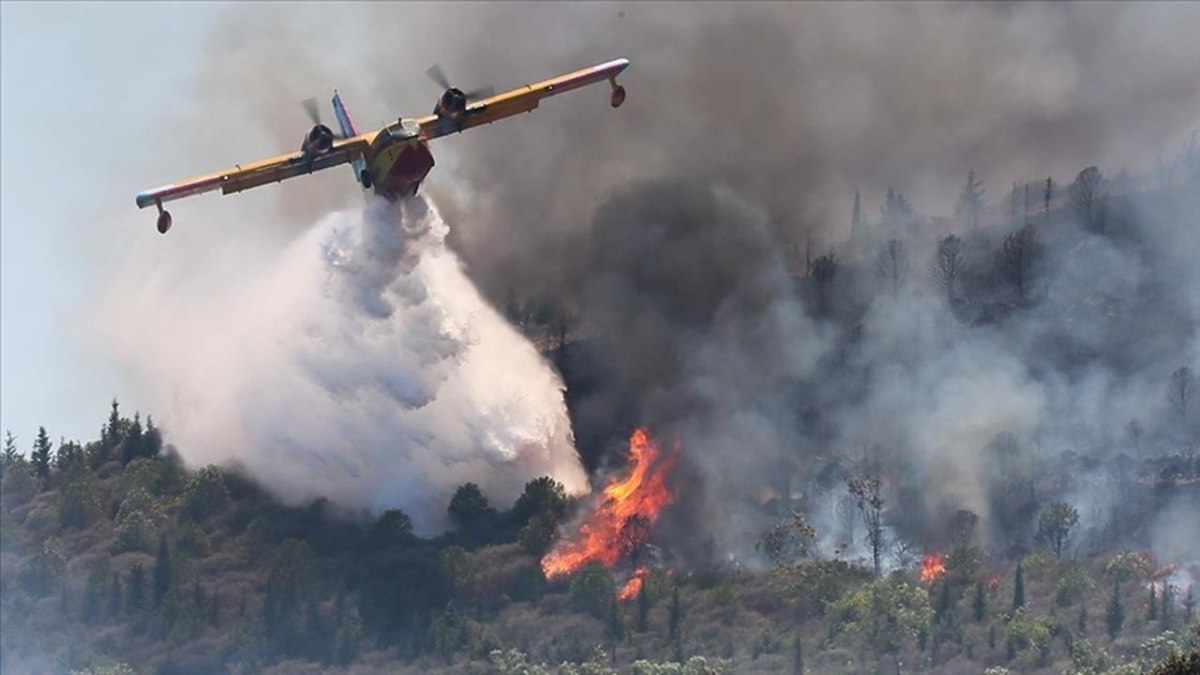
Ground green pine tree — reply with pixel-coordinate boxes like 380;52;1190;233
0;430;18;480
103;398;122;450
121;413;143;464
31;426;52;485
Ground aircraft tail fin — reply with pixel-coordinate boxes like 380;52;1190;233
332;90;368;186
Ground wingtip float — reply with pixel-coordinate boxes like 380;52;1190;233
135;58;630;234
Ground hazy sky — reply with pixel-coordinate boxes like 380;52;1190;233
1;1;234;445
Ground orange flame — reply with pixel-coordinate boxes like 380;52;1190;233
987;574;1002;590
617;566;652;602
920;552;946;583
541;428;675;585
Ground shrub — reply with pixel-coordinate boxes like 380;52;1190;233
58;463;102;529
1055;566;1095;607
18;537;66;597
182;465;229;521
1;460;39;508
1105;551;1154;583
569;561;615;619
114;507;155;553
366;509;414;551
176;519;210;558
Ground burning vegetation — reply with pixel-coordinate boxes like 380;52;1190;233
920;551;947;584
542;428;676;600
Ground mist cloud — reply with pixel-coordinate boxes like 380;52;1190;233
98;196;587;534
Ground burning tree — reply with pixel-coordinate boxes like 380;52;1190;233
810;254;839;317
956;169;986;230
1035;501;1080;559
1167;366;1193;422
1069;166;1108;234
994;224;1043;304
541;428;675;601
847;470;886;578
930;234;966;303
757;512;818;566
921;552;947;584
875;238;909;296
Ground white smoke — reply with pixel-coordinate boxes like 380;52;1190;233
97;195;588;534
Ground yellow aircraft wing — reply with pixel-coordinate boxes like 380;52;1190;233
415;58;630;141
135;132;376;210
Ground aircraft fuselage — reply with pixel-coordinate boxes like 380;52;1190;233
365;119;435;200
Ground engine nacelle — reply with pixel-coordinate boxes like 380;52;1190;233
433;88;468;119
301;124;335;156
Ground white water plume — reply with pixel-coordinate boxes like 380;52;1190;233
99;195;588;534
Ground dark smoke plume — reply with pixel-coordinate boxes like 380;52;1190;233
97;2;1197;564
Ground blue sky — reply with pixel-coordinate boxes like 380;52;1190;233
1;1;233;447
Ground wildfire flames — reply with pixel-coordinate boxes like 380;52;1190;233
920;551;946;583
616;566;652;602
541;428;676;599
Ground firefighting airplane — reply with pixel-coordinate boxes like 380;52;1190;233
136;58;630;233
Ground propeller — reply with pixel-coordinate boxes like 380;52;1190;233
301;97;346;139
425;63;494;101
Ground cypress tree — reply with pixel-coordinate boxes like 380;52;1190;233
973;579;986;622
1012;561;1025;612
1077;602;1087;634
109;573;123;618
1148;584;1158;621
1162;584;1173;628
636;584;650;632
128;563;145;611
1106;580;1124;639
608;594;624;641
153;535;171;606
935;580;954;627
792;631;804;675
82;568;103;624
1183;586;1194;624
669;584;682;642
